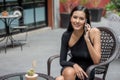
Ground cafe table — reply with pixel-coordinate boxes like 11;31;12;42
0;72;55;80
0;14;22;53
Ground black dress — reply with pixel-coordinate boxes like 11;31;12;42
60;31;94;80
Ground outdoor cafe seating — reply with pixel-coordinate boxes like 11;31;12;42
0;6;28;53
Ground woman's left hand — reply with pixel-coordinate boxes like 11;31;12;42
73;64;88;80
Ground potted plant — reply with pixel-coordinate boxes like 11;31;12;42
25;68;38;80
60;0;80;28
25;60;38;80
88;0;103;22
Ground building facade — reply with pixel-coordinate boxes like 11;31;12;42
0;0;56;35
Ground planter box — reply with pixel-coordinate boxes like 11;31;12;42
89;8;103;22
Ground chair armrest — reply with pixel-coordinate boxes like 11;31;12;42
86;49;119;80
47;53;72;76
47;54;60;76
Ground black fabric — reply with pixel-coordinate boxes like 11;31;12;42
60;31;94;80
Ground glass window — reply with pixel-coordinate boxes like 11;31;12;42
23;0;46;27
23;8;34;25
5;0;17;5
0;0;47;31
0;19;5;29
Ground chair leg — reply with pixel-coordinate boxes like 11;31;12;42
17;40;23;51
20;42;23;51
47;57;52;76
19;27;28;42
24;27;28;42
4;36;9;53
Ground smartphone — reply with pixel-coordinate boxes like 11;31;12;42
84;25;87;33
84;20;87;33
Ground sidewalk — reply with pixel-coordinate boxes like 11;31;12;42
0;17;120;80
0;27;65;76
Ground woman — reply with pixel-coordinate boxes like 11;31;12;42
56;6;101;80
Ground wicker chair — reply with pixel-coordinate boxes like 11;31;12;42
47;27;119;80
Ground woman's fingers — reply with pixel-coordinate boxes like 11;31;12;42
80;72;85;80
76;71;88;80
85;23;91;31
77;72;84;80
82;71;88;78
73;64;88;79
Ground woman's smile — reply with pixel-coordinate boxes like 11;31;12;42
73;23;81;28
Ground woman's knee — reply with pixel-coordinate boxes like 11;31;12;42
62;67;75;77
55;76;64;80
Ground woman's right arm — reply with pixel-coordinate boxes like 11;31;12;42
60;32;75;67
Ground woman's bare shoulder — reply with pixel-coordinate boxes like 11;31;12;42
90;27;101;34
89;27;101;43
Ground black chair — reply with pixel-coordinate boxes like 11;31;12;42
11;6;28;43
47;27;119;80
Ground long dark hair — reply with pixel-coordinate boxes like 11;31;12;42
67;6;91;32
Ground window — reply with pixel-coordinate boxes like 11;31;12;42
0;0;47;30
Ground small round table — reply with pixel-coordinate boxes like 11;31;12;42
0;15;19;35
0;15;22;53
0;72;55;80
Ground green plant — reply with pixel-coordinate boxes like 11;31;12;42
105;0;120;16
105;2;116;11
27;68;35;76
111;0;120;11
27;60;37;76
111;0;120;16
